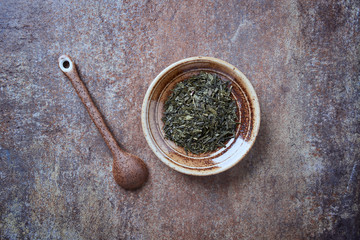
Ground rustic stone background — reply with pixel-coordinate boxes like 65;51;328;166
1;0;359;239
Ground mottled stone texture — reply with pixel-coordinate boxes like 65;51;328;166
0;0;359;239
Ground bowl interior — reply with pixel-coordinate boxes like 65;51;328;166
142;57;260;175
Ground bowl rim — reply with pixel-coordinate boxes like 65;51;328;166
141;56;260;176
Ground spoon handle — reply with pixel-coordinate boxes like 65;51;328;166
58;55;120;156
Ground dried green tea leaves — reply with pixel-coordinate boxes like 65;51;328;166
162;72;238;154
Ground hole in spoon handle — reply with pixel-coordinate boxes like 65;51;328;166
59;55;73;73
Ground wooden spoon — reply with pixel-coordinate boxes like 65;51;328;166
58;55;148;190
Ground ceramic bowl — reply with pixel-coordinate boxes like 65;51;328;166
141;57;260;176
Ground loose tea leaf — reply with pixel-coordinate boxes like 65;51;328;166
162;72;238;154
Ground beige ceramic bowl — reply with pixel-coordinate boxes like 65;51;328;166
141;57;260;176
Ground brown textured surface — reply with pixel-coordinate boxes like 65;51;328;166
0;0;359;239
